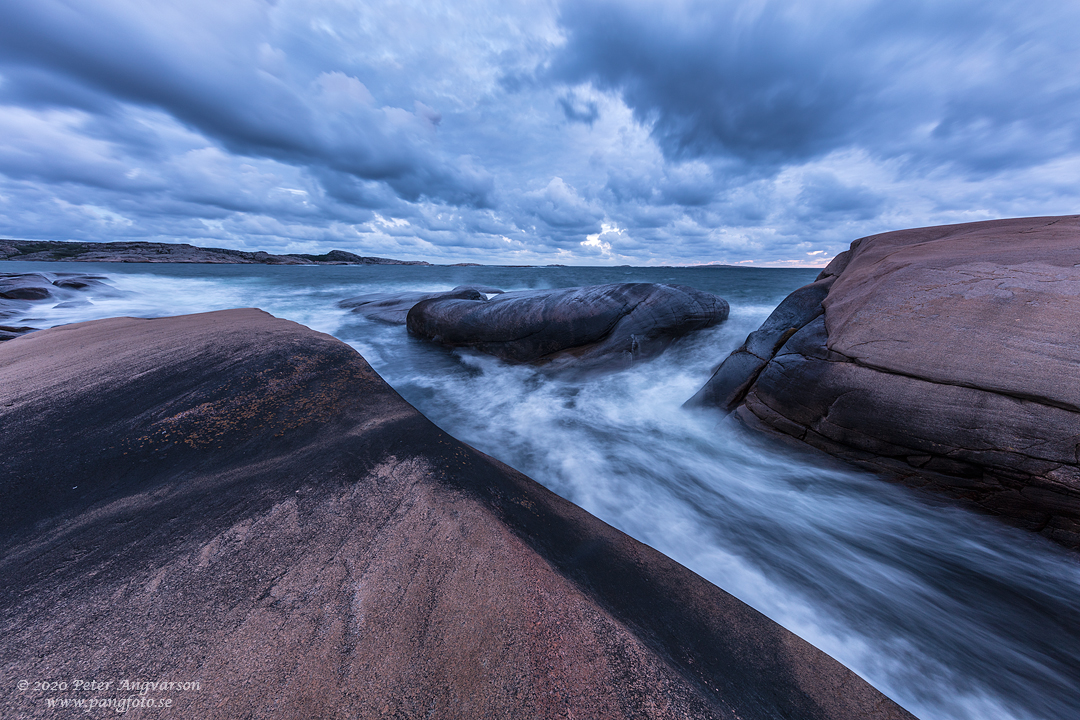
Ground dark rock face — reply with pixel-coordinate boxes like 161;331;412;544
0;310;913;720
0;273;55;300
689;215;1080;549
687;277;834;412
407;283;729;371
0;272;120;338
339;286;491;324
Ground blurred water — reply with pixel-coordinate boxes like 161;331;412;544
4;260;1079;720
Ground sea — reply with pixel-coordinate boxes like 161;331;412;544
4;260;1079;720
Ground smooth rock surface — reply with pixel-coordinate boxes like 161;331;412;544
690;215;1080;549
407;282;729;372
0;309;913;719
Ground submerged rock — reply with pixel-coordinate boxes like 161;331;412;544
407;282;728;372
338;286;491;324
0;309;912;719
0;325;36;341
688;215;1080;549
0;272;119;332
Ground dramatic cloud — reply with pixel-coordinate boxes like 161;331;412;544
0;0;1076;264
552;0;1080;172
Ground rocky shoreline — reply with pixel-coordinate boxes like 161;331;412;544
689;215;1080;550
0;310;915;719
0;239;430;265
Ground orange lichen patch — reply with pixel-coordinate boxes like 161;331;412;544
134;354;372;452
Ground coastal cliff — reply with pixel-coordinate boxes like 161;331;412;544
0;310;915;719
688;215;1080;550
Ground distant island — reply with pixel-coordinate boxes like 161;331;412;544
0;239;430;266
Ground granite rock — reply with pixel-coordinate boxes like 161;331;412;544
689;215;1080;549
407;282;729;372
0;309;914;719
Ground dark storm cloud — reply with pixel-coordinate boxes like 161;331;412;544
551;0;1080;173
0;0;1076;265
0;0;492;208
796;173;887;222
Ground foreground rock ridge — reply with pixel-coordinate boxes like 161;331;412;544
0;239;428;265
407;283;729;372
0;310;913;719
689;215;1080;549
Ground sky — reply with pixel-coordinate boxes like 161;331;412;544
0;0;1077;266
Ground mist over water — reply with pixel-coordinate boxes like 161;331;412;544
5;261;1079;720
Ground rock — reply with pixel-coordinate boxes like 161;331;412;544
407;283;729;372
686;277;834;412
0;271;120;307
339;287;489;324
51;275;110;290
689;215;1080;549
0;273;55;300
0;325;36;341
0;309;913;720
0;272;120;323
453;284;503;295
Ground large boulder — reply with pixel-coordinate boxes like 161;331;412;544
407;283;729;371
0;309;912;720
688;215;1080;549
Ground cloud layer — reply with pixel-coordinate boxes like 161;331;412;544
0;0;1077;265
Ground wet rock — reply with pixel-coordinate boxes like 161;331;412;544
52;275;110;290
0;325;36;341
0;272;121;322
0;309;914;720
689;215;1080;549
407;283;728;372
686;277;834;412
339;287;489;324
0;274;54;300
455;284;504;295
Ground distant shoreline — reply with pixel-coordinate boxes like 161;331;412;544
0;239;802;269
0;239;431;266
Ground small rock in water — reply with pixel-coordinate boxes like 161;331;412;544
339;287;491;324
0;274;55;300
0;325;36;341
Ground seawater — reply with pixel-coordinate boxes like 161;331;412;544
4;260;1079;720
